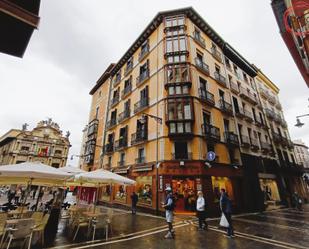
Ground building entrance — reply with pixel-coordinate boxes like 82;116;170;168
172;178;196;212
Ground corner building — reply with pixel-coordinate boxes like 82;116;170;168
82;8;307;214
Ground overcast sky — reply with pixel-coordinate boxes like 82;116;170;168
0;0;308;166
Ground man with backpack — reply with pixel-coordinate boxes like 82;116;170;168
162;186;175;239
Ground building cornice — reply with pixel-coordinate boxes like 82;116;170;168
255;67;280;93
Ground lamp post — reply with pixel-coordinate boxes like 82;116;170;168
295;114;309;128
140;113;162;215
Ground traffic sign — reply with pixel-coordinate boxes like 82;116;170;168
207;151;216;161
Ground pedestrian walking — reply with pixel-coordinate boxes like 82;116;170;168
130;191;138;214
38;188;44;201
196;191;208;230
220;189;234;238
162;186;175;239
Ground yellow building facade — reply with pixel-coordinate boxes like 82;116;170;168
81;8;307;213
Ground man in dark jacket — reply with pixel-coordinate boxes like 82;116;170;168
131;192;138;214
220;189;234;238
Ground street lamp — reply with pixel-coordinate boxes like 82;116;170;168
295;114;309;128
141;112;162;215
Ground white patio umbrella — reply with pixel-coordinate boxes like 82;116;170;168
74;169;136;212
0;161;74;212
59;165;86;174
0;161;74;186
75;169;136;185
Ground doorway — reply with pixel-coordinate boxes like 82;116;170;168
172;177;196;212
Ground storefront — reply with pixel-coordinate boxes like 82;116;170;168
258;173;281;205
211;176;235;203
135;176;153;206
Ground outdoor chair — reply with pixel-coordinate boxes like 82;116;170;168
3;218;35;249
72;212;89;241
33;214;50;246
105;209;114;238
0;213;8;247
31;212;43;226
91;215;108;241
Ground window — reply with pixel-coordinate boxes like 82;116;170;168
168;85;189;95
223;119;229;132
200;77;207;91
165;64;190;84
166;36;187;55
243;73;248;83
95;107;99;119
124;76;132;90
120;153;125;164
232;97;239;113
108;156;112;166
126;56;133;71
165;15;185;28
252;108;256;121
20;146;29;151
174;141;188;159
168;99;192;120
138;148;145;160
225;57;231;68
196;51;203;62
203;112;211;125
215;65;220;73
219;89;225;100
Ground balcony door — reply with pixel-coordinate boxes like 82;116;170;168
232;96;240;113
137;117;147;139
174;141;188;159
203;112;211;125
140;86;148;100
108;133;114;144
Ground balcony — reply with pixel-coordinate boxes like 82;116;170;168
118;109;130;123
104;143;114;154
281;136;289;148
240;135;250;148
113;74;121;87
244;109;254;122
193;31;206;48
106;118;117;129
135;157;146;164
224;132;239;146
199;88;215;106
211;47;222;62
251;138;260;151
281;119;288;128
202;124;220;141
118;160;125;167
265;108;275;120
235;107;246;118
239;87;257;104
261;141;272;153
259;87;269;99
121;85;132;99
271;131;281;144
274;113;282;124
230;81;239;94
114;138;128;151
134;98;149;114
195;58;210;76
172;152;192;160
110;95;120;107
138;45;150;62
131;130;147;145
268;95;277;105
214;72;227;87
287;140;294;149
254;115;263;127
276;102;282;110
136;69;150;87
219;99;233;116
124;62;133;76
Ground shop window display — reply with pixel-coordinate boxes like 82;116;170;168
172;178;196;211
212;176;234;203
100;185;111;202
259;179;280;203
114;184;127;202
136;176;152;205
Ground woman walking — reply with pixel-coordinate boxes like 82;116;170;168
196;191;208;230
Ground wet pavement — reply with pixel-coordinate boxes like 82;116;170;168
46;205;309;249
1;192;309;249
